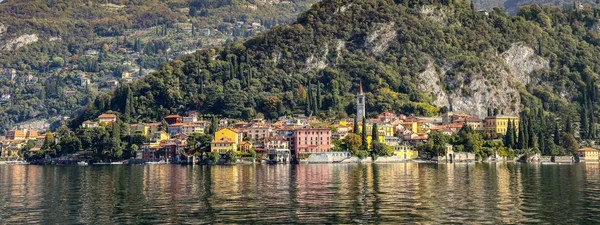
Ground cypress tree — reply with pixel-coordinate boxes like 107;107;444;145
527;118;535;149
511;120;518;147
554;122;560;145
316;82;322;109
306;84;312;115
581;106;588;139
504;119;514;148
361;117;367;149
354;115;359;135
518;120;526;149
565;117;573;134
209;116;218;134
372;123;379;143
538;130;545;154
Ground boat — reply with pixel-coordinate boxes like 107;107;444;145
78;161;89;166
4;160;29;165
111;161;125;165
145;160;167;165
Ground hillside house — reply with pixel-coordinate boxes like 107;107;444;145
98;114;117;124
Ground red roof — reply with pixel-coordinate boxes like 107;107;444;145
98;113;117;119
164;115;182;119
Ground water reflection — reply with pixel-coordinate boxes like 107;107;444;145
1;163;600;224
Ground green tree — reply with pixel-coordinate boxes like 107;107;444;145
209;116;218;134
504;119;515;148
226;149;237;163
208;151;220;163
344;133;362;156
41;132;56;154
354;115;359;135
372;123;379;143
372;141;386;157
361;117;367;149
187;133;213;160
561;132;578;156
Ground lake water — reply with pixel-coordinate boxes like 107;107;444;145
1;163;600;224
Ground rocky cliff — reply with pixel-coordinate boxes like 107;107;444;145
417;42;549;118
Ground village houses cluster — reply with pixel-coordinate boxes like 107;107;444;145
0;88;533;162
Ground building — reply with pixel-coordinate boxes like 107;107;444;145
181;122;208;135
211;138;236;154
246;124;273;140
219;119;229;127
332;125;351;140
98;114;117;124
442;112;470;124
198;29;210;36
6;129;38;141
359;123;394;137
167;123;184;137
393;145;419;159
82;120;98;128
264;136;289;150
484;115;519;135
211;128;243;154
239;141;253;153
454;116;484;131
164;115;183;125
0;94;10;102
0;68;17;81
356;83;366;119
384;136;401;146
399;122;419;133
182;115;198;123
291;127;332;158
578;148;599;161
106;80;119;89
377;111;398;122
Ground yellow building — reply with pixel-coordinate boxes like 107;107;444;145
239;141;253;153
359;123;395;137
211;138;237;154
211;128;243;153
484;115;519;135
400;122;419;133
578;148;599;161
393;145;419;159
214;128;242;144
131;124;150;137
148;131;170;148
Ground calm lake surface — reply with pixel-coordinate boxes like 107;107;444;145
1;163;600;224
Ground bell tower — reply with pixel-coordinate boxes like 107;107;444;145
357;82;366;119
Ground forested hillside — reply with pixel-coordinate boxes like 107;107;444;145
0;0;318;134
72;0;600;154
472;0;597;14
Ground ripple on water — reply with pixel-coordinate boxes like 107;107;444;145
0;163;598;223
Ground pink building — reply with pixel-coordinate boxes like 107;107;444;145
275;127;332;159
292;128;331;158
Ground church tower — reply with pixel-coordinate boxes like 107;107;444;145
357;82;366;119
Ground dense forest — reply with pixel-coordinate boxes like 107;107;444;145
473;0;599;14
66;0;600;156
0;0;318;134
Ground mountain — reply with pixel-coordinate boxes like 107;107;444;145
473;0;597;14
0;0;318;134
72;0;600;131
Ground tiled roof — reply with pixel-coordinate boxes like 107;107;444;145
98;114;117;119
